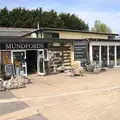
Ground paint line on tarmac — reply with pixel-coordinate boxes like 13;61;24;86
0;86;120;104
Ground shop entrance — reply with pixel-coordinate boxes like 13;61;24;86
26;50;37;74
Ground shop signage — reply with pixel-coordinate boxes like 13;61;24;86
74;40;88;61
3;43;44;50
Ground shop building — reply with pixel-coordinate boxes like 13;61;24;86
89;39;120;67
24;27;120;68
0;37;73;77
0;27;120;77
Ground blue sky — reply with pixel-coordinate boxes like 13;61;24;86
0;0;120;33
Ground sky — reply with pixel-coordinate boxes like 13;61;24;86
0;0;120;33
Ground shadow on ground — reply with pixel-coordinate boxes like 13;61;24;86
18;113;48;120
0;101;29;116
0;91;48;120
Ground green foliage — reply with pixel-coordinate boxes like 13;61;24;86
59;13;88;30
0;7;10;27
0;7;89;31
91;20;112;33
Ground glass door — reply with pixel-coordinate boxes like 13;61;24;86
109;46;115;66
93;46;99;65
117;46;120;66
101;46;107;67
12;50;27;76
37;50;45;75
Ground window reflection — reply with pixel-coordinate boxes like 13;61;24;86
93;46;99;65
101;46;107;67
117;46;120;66
109;46;114;66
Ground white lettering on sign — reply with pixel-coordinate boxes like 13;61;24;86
5;43;44;49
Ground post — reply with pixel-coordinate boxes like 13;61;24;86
107;45;110;66
89;44;93;64
99;45;102;67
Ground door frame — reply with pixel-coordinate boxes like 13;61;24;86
11;50;27;76
37;49;46;75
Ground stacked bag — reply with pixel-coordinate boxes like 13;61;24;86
0;79;5;91
0;76;32;91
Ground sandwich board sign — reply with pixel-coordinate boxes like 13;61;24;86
5;64;14;77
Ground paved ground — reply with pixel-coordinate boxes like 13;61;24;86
0;68;120;120
0;102;28;116
0;91;15;99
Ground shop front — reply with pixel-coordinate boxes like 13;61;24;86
89;40;120;67
11;49;48;76
0;37;73;78
0;38;50;78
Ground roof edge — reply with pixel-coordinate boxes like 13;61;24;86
37;27;118;36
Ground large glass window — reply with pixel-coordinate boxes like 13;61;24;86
117;46;120;66
13;51;26;76
109;46;115;66
92;46;99;65
44;32;59;38
101;46;107;67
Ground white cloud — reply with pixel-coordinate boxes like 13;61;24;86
47;1;120;33
0;0;119;33
75;12;120;33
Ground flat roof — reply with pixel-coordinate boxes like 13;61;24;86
0;27;118;37
0;37;73;43
88;38;120;42
0;37;48;43
36;27;119;36
0;27;36;37
0;37;120;44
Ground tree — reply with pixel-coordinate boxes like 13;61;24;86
0;7;89;31
91;20;112;33
59;13;89;31
0;7;10;27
